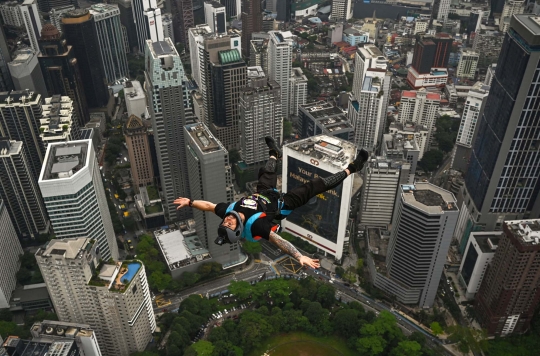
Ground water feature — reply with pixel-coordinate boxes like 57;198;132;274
120;262;141;284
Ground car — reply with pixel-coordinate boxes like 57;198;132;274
446;279;450;284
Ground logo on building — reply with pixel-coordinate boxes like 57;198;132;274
310;159;319;166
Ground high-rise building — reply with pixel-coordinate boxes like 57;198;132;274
0;25;13;93
123;80;146;118
499;0;525;33
20;0;42;53
39;95;80;146
484;63;497;86
36;238;155;355
453;82;489;171
188;24;212;89
89;3;129;84
276;0;291;22
36;0;77;13
239;71;281;165
375;183;458;307
411;33;453;74
398;88;440;151
298;101;354;141
467;9;484;39
144;39;193;222
268;31;293;119
360;137;417;228
352;45;388;99
242;0;262;57
331;0;353;21
61;9;109;108
289;68;307;116
0;138;49;239
8;49;48;97
282;136;357;261
204;1;226;34
132;0;163;53
249;38;269;74
437;0;450;23
348;69;389;152
161;12;174;43
48;5;75;34
456;49;479;79
172;0;194;46
0;90;46;179
2;337;81;355
458;231;500;300
0;1;23;27
117;0;137;53
388;121;429;159
457;15;540;246
38;140;119;261
184;123;247;268
0;199;23;308
476;220;540;335
30;320;103;356
38;24;89;126
124;115;153;191
222;0;241;18
491;0;506;17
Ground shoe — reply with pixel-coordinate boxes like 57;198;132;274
265;136;282;159
349;149;369;173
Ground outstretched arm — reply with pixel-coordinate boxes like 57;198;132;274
268;231;320;269
174;197;216;212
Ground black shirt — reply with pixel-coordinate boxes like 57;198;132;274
214;194;279;241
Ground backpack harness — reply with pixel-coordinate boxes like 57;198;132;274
224;189;292;242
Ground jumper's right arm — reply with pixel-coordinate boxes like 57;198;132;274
174;197;216;212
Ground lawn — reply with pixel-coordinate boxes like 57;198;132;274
146;185;160;200
249;332;356;356
145;203;163;214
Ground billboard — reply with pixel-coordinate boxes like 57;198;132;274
286;156;342;243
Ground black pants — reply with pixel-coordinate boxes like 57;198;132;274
257;166;329;211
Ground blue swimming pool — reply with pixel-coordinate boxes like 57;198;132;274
121;263;141;284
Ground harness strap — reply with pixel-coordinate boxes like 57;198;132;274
244;212;265;241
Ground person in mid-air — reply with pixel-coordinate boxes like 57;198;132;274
174;137;368;269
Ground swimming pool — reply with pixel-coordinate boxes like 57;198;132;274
121;262;141;284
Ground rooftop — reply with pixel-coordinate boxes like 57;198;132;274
185;123;223;154
89;261;141;292
284;135;357;170
471;233;501;253
36;238;93;260
154;227;211;271
41;141;89;180
247;66;266;80
401;183;458;214
218;49;242;64
148;38;177;58
506;219;540;245
10;283;50;306
0;139;21;156
31;320;94;341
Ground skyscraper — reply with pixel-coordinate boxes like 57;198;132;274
382;183;458;307
268;31;292;119
0;90;46;179
0;138;49;239
204;1;226;34
476;220;540;335
61;9;109;108
39;95;81;146
188;24;212;88
242;0;262;57
184;123;246;267
348;69;389;152
38;140;119;261
352;45;388;100
411;33;453;74
499;0;525;33
398;88;440;151
144;39;193;222
437;0;450;23
36;0;77;13
36;238;155;356
117;0;138;52
8;49;48;97
162;12;175;43
132;0;164;53
282;136;357;261
456;49;479;79
38;24;90;126
0;199;23;308
331;0;353;21
89;3;129;84
48;5;75;34
124;115;154;191
20;0;42;53
239;70;281;165
172;0;194;46
458;15;540;244
289;68;307;116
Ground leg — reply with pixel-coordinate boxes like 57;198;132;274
256;157;278;192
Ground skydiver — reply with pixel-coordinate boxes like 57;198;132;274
174;137;368;269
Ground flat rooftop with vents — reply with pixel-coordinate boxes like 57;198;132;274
401;182;458;214
40;141;89;180
286;135;357;170
154;226;211;273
